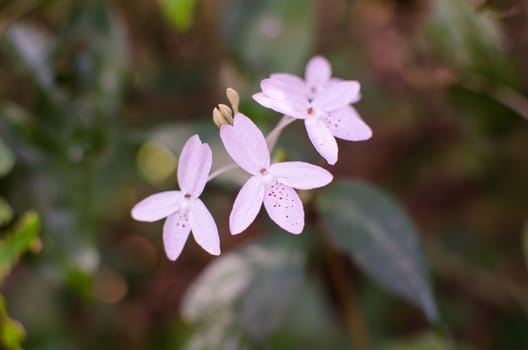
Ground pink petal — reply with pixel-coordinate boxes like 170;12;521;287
253;93;307;120
305;56;332;87
312;81;360;111
268;161;333;190
177;135;212;196
261;77;307;102
131;191;181;222
305;119;339;165
220;113;270;174
229;175;265;235
263;180;304;234
190;199;220;255
163;210;191;261
269;73;307;94
324;106;372;141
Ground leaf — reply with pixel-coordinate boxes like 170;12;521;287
182;243;305;337
317;181;439;322
0;137;15;178
159;0;197;31
0;295;25;350
3;23;56;91
0;197;13;227
181;237;348;349
0;211;41;282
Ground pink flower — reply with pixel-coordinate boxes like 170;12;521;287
220;113;333;235
131;135;220;261
253;55;372;165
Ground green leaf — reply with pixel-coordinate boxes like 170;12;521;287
317;181;439;322
0;137;15;178
0;211;41;282
0;295;25;350
159;0;197;31
0;197;13;227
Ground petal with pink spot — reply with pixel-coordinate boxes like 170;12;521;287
323;106;372;141
163;210;191;261
263;180;304;234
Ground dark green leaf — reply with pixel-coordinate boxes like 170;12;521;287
0;211;41;282
317;181;439;322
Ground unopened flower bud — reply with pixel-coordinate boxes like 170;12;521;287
212;105;234;127
212;107;225;127
218;104;233;123
226;88;240;113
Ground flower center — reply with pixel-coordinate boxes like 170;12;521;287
260;168;274;185
184;193;191;199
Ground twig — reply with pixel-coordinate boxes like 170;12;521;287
320;232;372;350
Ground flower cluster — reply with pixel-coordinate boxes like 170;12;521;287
131;56;372;261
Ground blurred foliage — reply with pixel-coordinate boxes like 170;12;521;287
181;235;349;349
159;0;197;32
0;212;40;350
384;332;469;350
0;137;15;177
426;0;516;84
0;0;526;349
223;0;314;73
0;212;41;282
0;295;25;350
318;181;438;322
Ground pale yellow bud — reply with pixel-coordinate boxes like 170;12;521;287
213;107;225;127
218;104;233;123
226;87;240;113
212;105;233;127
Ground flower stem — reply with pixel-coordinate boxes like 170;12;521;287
207;162;238;182
266;115;296;150
207;115;297;181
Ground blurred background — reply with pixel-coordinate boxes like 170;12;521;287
0;0;527;349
